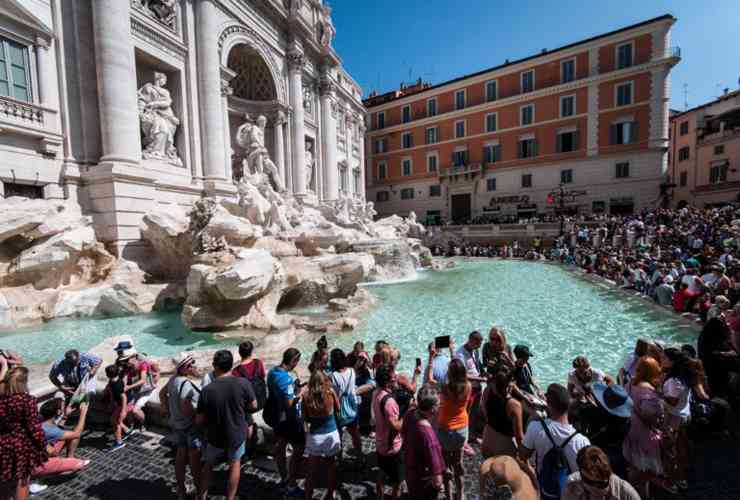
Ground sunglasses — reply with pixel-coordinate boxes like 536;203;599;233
581;474;610;490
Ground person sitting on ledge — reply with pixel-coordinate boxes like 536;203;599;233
48;349;101;414
33;399;91;478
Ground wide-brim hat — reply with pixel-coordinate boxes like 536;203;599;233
592;382;633;418
117;346;139;361
114;340;133;353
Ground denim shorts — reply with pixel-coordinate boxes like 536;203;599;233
203;441;245;464
170;427;203;450
436;427;468;452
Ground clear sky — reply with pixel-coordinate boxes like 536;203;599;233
330;0;740;110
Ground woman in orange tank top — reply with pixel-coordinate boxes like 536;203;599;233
437;358;471;500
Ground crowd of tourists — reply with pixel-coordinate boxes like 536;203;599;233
2;316;738;500
0;205;739;500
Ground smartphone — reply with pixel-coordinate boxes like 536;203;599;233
435;335;451;349
415;357;422;368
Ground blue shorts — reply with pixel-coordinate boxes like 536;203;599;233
170;428;203;450
203;441;245;464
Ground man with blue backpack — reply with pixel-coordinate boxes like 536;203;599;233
520;384;591;500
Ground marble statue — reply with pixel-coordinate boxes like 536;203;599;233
305;142;315;192
138;72;181;165
406;210;426;238
141;0;177;27
365;202;377;221
235;114;285;192
318;4;336;48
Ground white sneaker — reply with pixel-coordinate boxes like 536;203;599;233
29;483;48;495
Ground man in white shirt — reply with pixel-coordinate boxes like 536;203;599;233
455;331;486;445
520;384;590;476
455;331;484;382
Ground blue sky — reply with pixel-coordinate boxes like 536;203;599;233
331;0;740;110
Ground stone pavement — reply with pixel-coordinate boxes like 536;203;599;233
33;421;739;500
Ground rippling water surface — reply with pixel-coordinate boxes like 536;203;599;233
346;259;696;385
1;260;696;384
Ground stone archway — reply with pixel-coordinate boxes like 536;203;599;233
227;44;277;101
218;25;287;104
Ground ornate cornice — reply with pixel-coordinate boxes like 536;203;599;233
130;16;187;60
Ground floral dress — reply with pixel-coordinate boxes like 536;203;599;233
622;385;665;476
0;393;48;482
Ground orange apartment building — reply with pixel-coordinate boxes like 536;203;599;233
363;15;680;223
669;89;740;208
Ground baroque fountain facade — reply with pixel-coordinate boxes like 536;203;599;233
0;0;431;334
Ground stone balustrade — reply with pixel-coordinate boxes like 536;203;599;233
0;95;47;127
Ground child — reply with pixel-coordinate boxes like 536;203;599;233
105;364;130;451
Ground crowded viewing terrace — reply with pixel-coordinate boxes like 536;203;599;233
2;203;739;500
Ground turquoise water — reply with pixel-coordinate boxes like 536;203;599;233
0;260;695;384
0;311;233;365
340;260;696;385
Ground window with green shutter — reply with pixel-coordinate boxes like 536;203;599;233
0;37;32;102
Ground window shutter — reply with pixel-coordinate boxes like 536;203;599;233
610;124;617;145
556;134;562;153
533;140;538;156
451;152;456;165
495;145;501;162
630;121;638;143
574;130;580;150
464;150;469;164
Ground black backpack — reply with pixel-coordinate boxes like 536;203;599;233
234;362;267;412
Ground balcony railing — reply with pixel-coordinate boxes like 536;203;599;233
0;95;45;127
698;126;740;144
439;163;484;179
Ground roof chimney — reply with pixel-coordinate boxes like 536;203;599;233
541;48;547;54
724;87;729;95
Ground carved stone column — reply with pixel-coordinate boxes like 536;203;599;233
358;119;367;200
288;50;306;196
273;110;287;187
319;75;338;201
221;81;234;180
197;0;227;180
91;0;140;165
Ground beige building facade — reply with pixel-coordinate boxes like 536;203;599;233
669;90;740;207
